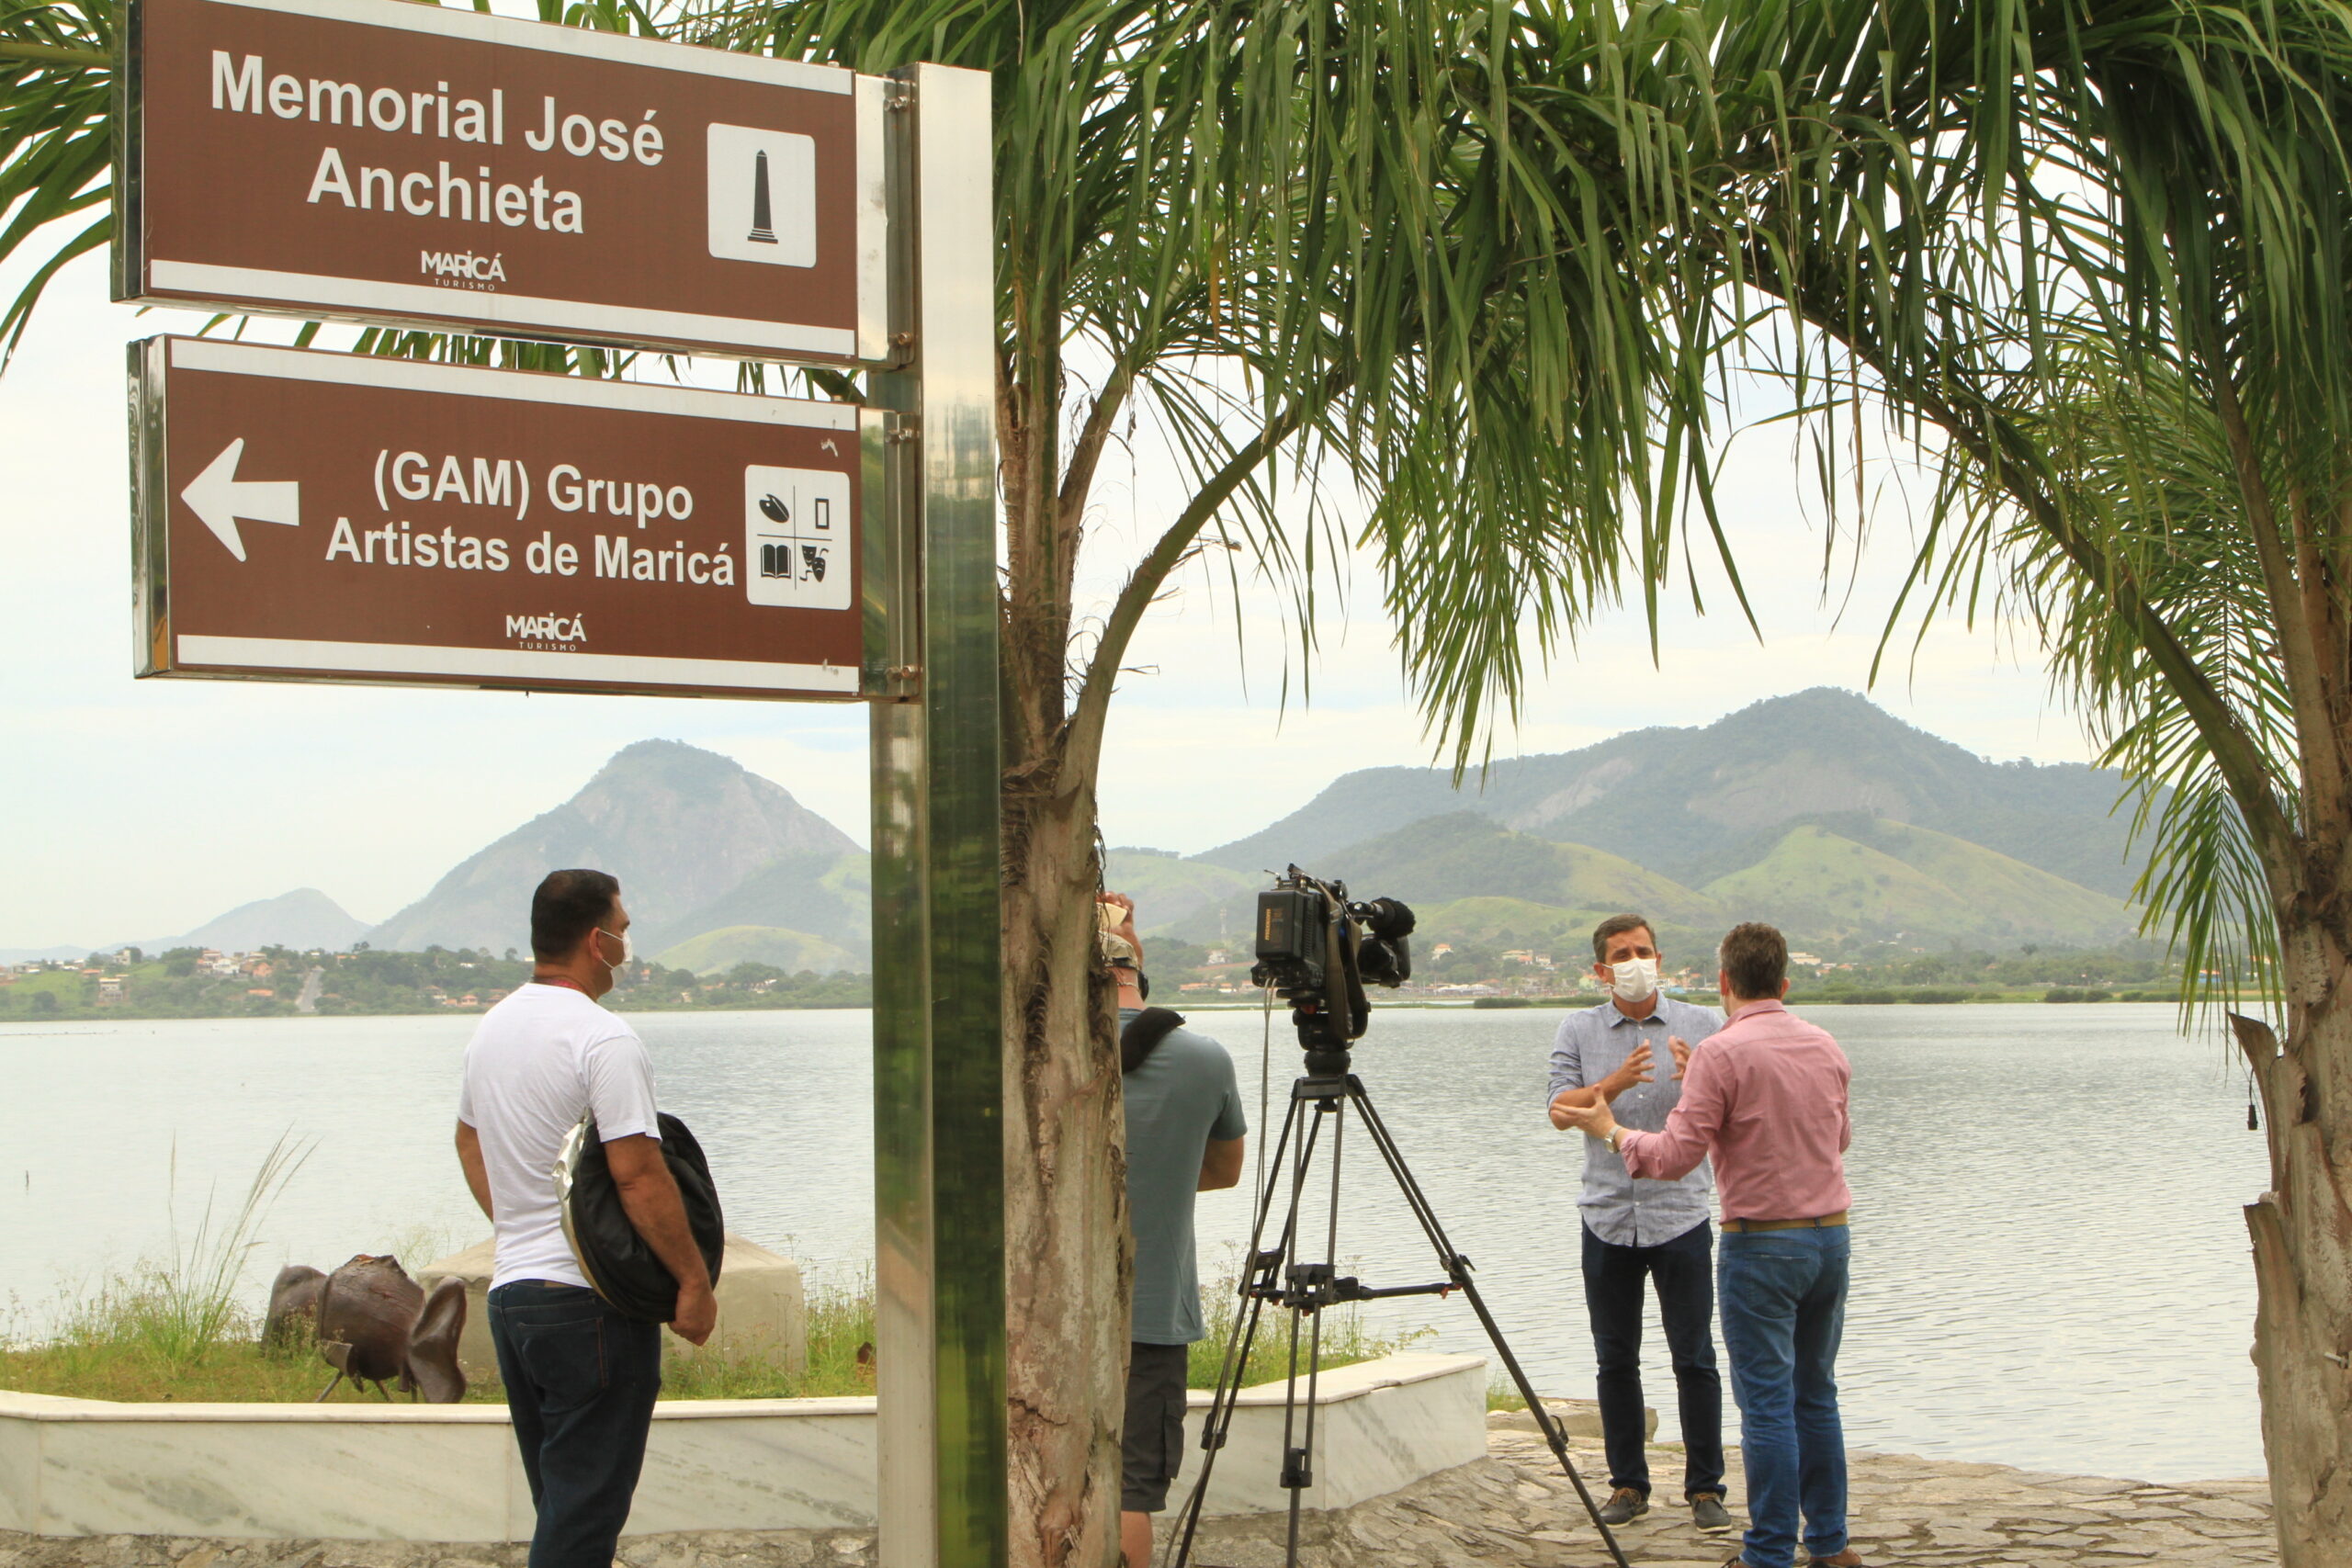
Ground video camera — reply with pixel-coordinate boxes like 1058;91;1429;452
1250;865;1415;1066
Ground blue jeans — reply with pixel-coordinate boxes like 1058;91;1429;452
1581;1221;1725;1500
1719;1227;1850;1568
489;1280;662;1568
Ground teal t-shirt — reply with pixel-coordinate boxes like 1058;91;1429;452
1122;1010;1249;1346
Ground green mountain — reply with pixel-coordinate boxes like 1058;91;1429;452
1310;813;1721;920
134;887;372;955
1198;687;2147;900
1104;849;1261;934
656;850;872;966
349;691;2143;978
367;741;865;964
1167;743;2145;956
1153;813;1725;947
1398;897;1715;966
1700;820;2134;948
653;925;861;976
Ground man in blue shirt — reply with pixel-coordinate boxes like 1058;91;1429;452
1546;912;1733;1533
1103;893;1247;1568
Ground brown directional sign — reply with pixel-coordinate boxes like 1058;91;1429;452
130;335;884;699
117;0;891;362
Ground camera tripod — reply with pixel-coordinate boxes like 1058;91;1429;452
1162;1055;1633;1568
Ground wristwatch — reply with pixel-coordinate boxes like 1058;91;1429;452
1605;1126;1626;1156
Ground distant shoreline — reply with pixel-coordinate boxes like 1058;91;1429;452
3;996;2242;1028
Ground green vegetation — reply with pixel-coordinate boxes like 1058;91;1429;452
0;947;870;1021
652;925;858;977
5;1260;1397;1403
1700;823;2134;950
0;1151;1395;1404
2;931;2187;1021
1152;811;2146;984
1457;941;2192;1008
1187;1265;1425;1392
0;1272;885;1404
610;962;873;1012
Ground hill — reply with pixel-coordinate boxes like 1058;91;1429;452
1170;738;2145;956
1104;850;1258;935
1700;820;2135;947
1198;687;2145;899
1310;813;1722;920
652;925;861;976
653;851;872;967
21;691;2149;973
367;740;862;955
166;888;372;953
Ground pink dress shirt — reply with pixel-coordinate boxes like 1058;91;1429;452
1616;999;1852;1224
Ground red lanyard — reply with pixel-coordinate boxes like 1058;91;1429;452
534;975;590;994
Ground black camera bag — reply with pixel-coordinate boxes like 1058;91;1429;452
557;1111;726;1323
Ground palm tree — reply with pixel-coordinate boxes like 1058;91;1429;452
1472;5;2352;1559
2;1;1699;1559
28;0;2345;1559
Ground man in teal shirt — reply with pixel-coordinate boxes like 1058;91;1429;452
1102;892;1247;1568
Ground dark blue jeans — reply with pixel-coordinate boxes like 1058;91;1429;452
1580;1221;1726;1500
1719;1226;1851;1568
489;1280;662;1568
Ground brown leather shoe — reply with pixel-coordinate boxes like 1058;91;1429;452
1803;1551;1868;1567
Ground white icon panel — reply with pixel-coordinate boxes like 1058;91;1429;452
744;465;850;611
707;124;818;267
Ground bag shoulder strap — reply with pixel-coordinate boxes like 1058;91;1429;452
1121;1007;1188;1074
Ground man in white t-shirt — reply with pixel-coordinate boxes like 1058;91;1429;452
455;869;715;1568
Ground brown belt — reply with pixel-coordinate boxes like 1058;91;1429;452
1720;1211;1849;1234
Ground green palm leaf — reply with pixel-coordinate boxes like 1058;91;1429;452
0;0;111;367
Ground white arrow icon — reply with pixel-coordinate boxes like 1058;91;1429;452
181;438;300;561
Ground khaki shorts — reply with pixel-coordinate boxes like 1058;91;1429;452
1122;1341;1192;1513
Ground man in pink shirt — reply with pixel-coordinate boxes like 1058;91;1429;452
1557;923;1860;1568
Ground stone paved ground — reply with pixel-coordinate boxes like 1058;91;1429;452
1182;1428;2280;1567
0;1433;2279;1568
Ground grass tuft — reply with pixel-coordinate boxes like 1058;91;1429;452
1186;1260;1430;1391
5;1217;1439;1404
659;1270;877;1400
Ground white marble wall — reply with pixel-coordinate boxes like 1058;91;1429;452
0;1352;1484;1540
1182;1353;1490;1515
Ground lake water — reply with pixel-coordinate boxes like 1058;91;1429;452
0;1003;2269;1482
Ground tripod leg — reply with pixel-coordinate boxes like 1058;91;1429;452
1167;1088;1330;1568
1195;1090;1306;1427
1345;1082;1635;1568
1283;1098;1345;1563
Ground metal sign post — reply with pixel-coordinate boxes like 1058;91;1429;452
865;64;1006;1568
112;7;1005;1563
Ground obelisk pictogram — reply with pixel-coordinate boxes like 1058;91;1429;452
748;149;778;244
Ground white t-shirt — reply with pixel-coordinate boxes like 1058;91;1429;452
458;982;662;1291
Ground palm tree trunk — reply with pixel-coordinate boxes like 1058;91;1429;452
2234;934;2352;1568
1001;724;1128;1568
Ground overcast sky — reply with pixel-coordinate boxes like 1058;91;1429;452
0;240;2091;950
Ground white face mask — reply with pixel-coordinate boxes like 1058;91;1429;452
1607;955;1660;1004
597;927;632;968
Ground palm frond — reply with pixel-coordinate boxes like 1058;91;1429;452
0;0;112;367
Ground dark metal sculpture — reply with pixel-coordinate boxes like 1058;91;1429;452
266;1254;468;1403
264;1264;326;1348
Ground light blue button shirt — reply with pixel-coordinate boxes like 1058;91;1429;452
1547;996;1725;1247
